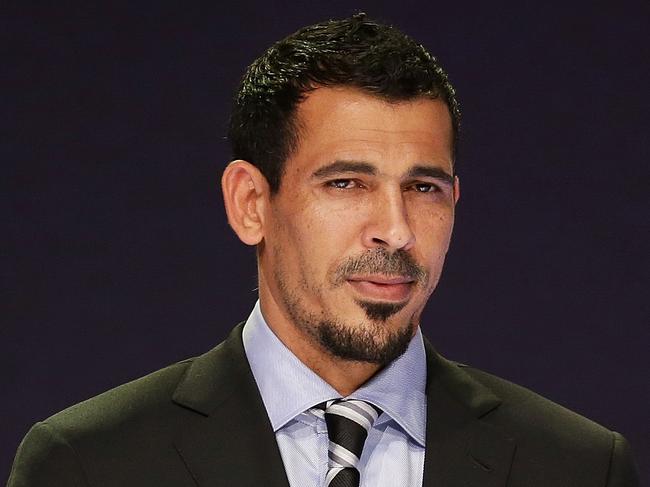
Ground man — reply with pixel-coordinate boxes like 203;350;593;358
8;13;639;487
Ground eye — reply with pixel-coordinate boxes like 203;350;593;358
327;179;358;190
412;183;440;193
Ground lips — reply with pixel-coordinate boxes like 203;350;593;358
346;275;414;301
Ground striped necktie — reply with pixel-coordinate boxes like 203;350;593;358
321;399;382;487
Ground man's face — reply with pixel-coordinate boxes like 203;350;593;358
259;87;458;365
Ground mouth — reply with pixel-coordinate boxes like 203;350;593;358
346;275;415;302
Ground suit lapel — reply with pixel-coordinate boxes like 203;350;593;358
168;324;515;487
422;340;516;487
171;324;290;487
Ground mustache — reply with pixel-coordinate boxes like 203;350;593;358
333;248;428;286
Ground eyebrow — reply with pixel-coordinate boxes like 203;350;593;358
406;165;455;186
312;160;377;179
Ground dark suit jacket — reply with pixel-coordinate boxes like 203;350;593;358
8;324;639;486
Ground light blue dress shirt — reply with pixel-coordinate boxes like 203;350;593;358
242;300;427;487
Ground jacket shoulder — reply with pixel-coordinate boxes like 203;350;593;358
456;363;640;486
44;358;195;436
9;329;251;486
9;358;200;487
459;363;612;439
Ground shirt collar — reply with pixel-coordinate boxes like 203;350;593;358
242;300;427;446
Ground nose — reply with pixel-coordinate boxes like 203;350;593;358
361;188;416;252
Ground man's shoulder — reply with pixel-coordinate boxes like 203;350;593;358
42;357;197;439
424;342;615;445
9;357;201;486
8;327;265;486
457;362;612;439
427;358;639;486
42;324;247;439
452;360;631;481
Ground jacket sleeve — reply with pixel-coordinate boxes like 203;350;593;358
606;431;640;487
7;422;89;487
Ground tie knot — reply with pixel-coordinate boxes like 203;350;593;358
322;399;382;431
320;399;382;486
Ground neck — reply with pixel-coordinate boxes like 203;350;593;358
258;291;382;396
281;326;383;396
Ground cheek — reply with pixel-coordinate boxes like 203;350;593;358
273;209;333;279
411;209;455;271
305;196;365;240
413;206;454;244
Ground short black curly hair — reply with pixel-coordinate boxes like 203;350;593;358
228;13;460;194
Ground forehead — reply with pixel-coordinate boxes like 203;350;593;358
288;87;454;175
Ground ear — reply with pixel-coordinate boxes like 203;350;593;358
221;160;269;245
453;175;461;205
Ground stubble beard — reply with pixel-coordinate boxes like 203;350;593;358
274;248;429;365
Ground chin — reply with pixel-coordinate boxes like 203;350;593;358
354;298;408;322
315;315;415;365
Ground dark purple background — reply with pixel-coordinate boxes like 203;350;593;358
3;1;648;483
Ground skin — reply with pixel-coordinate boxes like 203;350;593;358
222;87;459;396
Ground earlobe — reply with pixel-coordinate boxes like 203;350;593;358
221;160;268;245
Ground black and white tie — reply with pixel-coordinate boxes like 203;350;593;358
321;399;382;487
